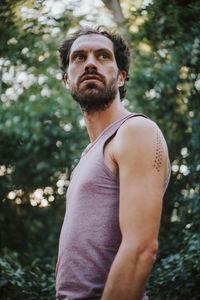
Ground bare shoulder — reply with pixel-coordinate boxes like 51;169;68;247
114;116;167;146
113;116;169;180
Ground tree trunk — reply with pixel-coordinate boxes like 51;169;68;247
102;0;128;39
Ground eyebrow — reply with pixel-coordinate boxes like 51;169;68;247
70;48;113;58
95;48;113;54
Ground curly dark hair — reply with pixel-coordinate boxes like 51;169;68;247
58;26;130;100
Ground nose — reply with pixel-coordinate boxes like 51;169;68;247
85;54;97;72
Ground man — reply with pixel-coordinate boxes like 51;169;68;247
56;27;170;300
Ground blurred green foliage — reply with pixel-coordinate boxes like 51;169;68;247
126;0;200;298
0;0;200;298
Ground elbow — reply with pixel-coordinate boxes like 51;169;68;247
139;242;158;266
122;239;159;267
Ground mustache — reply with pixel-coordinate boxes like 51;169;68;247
78;70;105;84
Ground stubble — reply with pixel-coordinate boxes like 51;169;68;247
69;71;118;114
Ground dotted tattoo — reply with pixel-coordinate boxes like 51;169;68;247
153;131;162;172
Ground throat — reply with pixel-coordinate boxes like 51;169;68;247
84;107;130;143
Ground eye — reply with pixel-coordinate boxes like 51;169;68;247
73;54;85;62
99;53;109;59
71;53;85;62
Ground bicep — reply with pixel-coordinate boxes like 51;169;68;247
114;119;168;247
119;167;163;247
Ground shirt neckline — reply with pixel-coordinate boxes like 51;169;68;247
82;113;134;157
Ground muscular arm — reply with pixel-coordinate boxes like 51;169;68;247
101;117;169;300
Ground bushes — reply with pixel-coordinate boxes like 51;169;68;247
147;230;200;299
0;248;56;299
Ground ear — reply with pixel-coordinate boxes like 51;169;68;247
64;73;69;89
118;71;126;87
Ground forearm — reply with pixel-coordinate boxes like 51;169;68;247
101;242;156;300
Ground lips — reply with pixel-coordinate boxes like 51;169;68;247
80;75;102;83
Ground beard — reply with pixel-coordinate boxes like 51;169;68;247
69;74;118;114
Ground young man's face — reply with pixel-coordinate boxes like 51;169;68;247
65;34;125;113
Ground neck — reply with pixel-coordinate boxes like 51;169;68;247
83;98;130;143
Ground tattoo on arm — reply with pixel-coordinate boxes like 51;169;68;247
153;131;162;172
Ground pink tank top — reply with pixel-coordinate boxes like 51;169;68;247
56;113;170;300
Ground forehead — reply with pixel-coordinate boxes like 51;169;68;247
70;34;114;55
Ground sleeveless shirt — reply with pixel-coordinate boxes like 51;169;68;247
56;113;170;300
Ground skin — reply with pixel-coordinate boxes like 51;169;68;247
65;34;169;300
